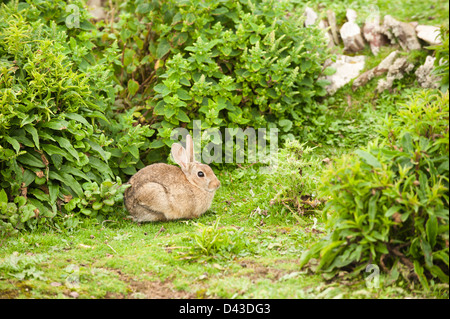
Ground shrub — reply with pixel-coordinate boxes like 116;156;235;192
429;25;449;92
98;0;331;155
0;1;117;234
299;90;449;289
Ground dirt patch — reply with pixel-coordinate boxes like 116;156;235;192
238;260;289;282
107;269;195;299
0;289;19;299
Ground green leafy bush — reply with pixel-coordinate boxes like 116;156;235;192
300;90;449;289
63;178;129;229
177;218;252;261
98;0;331;152
429;25;449;92
0;1;117;233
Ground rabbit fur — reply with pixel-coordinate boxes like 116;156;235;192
124;135;221;222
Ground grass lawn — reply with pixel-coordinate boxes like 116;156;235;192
0;142;447;299
0;0;448;300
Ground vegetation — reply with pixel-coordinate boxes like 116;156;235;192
0;0;448;299
0;2;118;234
300;91;449;289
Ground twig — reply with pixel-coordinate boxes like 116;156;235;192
106;243;117;254
154;226;166;239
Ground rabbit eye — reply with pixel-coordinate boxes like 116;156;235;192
197;171;204;177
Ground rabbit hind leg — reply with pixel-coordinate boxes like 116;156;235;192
132;182;174;222
130;204;167;222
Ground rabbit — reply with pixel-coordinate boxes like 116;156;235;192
124;134;221;222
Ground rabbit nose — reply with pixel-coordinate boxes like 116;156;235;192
210;180;221;189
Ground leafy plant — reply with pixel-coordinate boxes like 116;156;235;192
429;25;449;92
63;177;129;229
177;218;251;261
0;1;117;233
96;0;332;156
0;252;48;280
299;90;449;289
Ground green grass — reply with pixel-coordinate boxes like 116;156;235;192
0;143;447;299
0;0;448;300
304;0;449;26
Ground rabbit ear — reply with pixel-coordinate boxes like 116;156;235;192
171;142;189;170
185;134;194;163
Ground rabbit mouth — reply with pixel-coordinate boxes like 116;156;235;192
207;180;221;191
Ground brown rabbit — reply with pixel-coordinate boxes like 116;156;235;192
124;134;221;222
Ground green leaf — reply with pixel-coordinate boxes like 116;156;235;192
85;111;110;124
61;165;91;182
177;89;192;100
127;145;140;159
65;198;80;212
48;182;59;205
20;114;39;127
154;84;171;97
427;264;449;283
176;110;190;122
355;150;381;168
49;171;83;197
385;205;402;217
17;153;45;168
0;189;7;204
42;144;69;158
53;136;79;161
41;119;69;130
420;239;433;268
149;139;165;149
123;48;135;67
136;3;151;14
426;214;438;248
89;157;113;178
23;170;35;187
24;125;39;150
323;66;337;76
92;202;103;211
4;136;21;153
156;39;171;59
127;79;140;96
86;140;109;162
278;119;293;132
20;204;36;223
401;133;414;153
65;113;92;128
27;197;52;217
414;260;429;290
368;195;377;230
164;106;176;118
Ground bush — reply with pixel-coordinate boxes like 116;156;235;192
99;0;331;153
299;90;449;289
0;1;118;234
429;25;449;92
